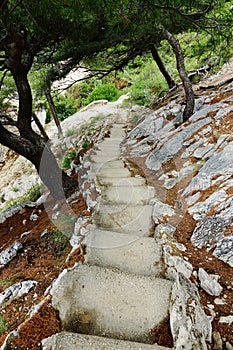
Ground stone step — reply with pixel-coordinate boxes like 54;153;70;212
97;176;145;187
84;229;162;276
42;332;172;350
96;140;122;148
88;168;131;181
101;185;155;205
92;160;125;170
96;166;131;178
51;264;173;344
89;155;120;164
92;150;120;158
109;124;125;138
93;203;153;236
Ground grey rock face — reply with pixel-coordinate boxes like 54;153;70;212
213;236;233;267
191;216;227;249
170;273;212;350
146;117;212;171
183;142;233;196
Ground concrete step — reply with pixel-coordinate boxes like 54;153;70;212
93;203;153;236
91;160;125;170
88;168;131;181
51;264;173;344
101;185;155;205
89;155;120;164
90;148;120;162
84;229;162;276
109;124;125;138
97;176;145;187
96;166;131;178
42;332;173;350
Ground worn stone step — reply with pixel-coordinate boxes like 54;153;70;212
109;124;125;138
93;203;153;236
101;185;155;204
88;168;131;181
42;332;172;350
89;155;120;164
92;150;120;158
84;229;162;276
97;176;145;187
51;264;173;344
92;160;125;170
96;166;131;178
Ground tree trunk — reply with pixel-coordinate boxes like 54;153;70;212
45;88;63;137
0;123;78;199
163;30;195;122
150;44;176;89
0;69;77;199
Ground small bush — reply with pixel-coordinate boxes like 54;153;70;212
85;83;121;105
62;149;77;169
26;184;41;202
65;129;75;137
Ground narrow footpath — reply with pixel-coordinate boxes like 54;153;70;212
42;123;174;350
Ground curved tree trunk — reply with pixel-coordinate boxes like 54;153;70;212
163;30;195;122
0;67;77;200
150;44;176;89
0;123;77;200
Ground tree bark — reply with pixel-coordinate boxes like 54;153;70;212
45;88;63;137
32;112;49;142
163;30;195;122
0;123;77;200
0;64;77;199
150;44;176;89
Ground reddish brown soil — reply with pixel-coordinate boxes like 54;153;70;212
0;193;88;349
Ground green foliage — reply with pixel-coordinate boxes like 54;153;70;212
65;129;76;137
0;314;7;336
46;228;70;258
85;83;121;104
0;184;41;212
45;93;77;122
82;139;92;149
124;59;167;106
26;184;41;202
62;149;77;169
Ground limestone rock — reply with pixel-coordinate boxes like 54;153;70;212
213;236;233;267
198;268;223;296
0;280;37;308
0;241;23;268
170;273;212;350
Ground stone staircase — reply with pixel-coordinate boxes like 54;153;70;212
42;124;174;350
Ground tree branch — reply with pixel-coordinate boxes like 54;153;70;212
0;112;18;126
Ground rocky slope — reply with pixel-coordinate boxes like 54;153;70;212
0;63;233;349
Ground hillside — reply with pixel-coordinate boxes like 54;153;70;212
0;62;233;349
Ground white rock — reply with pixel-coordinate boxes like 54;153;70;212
0;280;37;308
152;199;175;224
0;241;23;268
198;268;223;296
219;316;233;324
